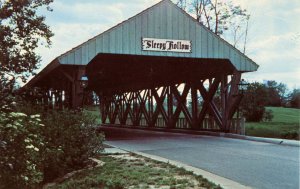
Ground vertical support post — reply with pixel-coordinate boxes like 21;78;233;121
240;117;245;135
226;71;242;130
44;90;49;111
133;92;138;126
149;89;154;127
58;90;63;110
167;86;173;128
69;66;86;109
50;90;54;109
221;75;228;131
71;80;76;108
191;82;198;129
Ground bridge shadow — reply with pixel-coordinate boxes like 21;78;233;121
98;125;212;141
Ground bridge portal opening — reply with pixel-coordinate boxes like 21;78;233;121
87;53;242;132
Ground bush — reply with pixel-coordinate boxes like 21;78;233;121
289;89;300;108
0;101;104;188
263;109;273;122
281;131;299;140
0;110;44;188
242;106;265;122
240;82;268;122
41;110;104;182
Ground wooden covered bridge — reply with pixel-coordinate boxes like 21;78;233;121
24;0;258;133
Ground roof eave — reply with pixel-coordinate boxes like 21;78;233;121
23;58;60;89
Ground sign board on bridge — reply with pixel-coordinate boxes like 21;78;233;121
142;38;192;53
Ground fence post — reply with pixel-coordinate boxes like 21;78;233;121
240;117;246;135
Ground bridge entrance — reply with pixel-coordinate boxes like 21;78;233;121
87;53;243;132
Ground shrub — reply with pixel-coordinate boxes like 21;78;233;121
240;82;269;122
41;110;104;182
0;101;104;188
242;106;265;122
281;131;299;140
0;110;45;188
289;89;300;108
263;109;273;122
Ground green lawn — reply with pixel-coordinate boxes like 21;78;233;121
46;154;221;189
245;107;300;140
84;106;101;124
266;107;299;123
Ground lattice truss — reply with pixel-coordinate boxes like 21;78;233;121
98;72;242;131
24;88;70;110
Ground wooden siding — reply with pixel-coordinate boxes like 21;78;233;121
58;0;258;72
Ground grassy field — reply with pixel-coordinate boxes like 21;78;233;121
84;106;101;124
46;153;221;189
245;107;300;140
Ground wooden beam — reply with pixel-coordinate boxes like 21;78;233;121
198;78;221;125
226;71;242;130
59;70;74;83
191;83;198;129
170;84;191;128
167;86;173;117
151;87;168;127
111;95;120;124
122;93;134;125
137;90;151;126
221;75;228;129
172;83;193;127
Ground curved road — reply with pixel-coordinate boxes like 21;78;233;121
100;126;300;189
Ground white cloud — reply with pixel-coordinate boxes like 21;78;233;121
37;0;161;70
230;0;300;89
248;32;300;60
36;23;110;70
51;1;125;24
244;69;300;89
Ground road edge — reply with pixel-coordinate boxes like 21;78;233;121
223;133;300;147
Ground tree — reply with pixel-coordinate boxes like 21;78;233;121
0;0;54;106
264;80;287;107
176;0;250;53
288;88;300;108
0;1;54;187
176;0;187;10
240;82;269;122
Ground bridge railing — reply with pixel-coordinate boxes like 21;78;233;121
135;117;245;135
229;118;246;135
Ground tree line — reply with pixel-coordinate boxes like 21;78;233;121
241;80;300;122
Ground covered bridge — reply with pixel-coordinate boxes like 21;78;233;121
24;0;258;132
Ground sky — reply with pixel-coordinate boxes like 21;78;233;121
35;0;300;89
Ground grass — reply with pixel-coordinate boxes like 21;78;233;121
245;107;300;140
45;153;222;189
84;106;101;124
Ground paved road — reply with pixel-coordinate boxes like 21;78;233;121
100;126;300;189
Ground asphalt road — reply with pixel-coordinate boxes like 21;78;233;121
100;126;300;189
